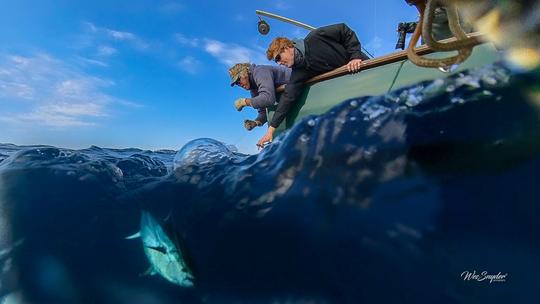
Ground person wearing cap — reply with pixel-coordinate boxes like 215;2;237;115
257;23;369;148
229;63;291;131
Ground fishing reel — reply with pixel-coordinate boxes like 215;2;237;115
396;21;418;50
258;18;270;35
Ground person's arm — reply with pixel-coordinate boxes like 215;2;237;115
269;69;314;129
318;23;363;60
255;108;267;125
257;69;314;149
249;68;276;109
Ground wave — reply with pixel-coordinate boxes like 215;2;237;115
1;63;539;303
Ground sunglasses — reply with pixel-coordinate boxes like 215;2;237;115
274;53;282;63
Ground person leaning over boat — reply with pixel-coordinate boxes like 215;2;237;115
257;23;369;148
229;63;291;131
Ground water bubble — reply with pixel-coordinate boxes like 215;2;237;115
405;94;422;107
336;118;346;125
349;100;359;107
299;134;310;143
226;145;238;153
423;78;445;96
350;117;357;121
398;90;409;101
482;90;493;96
363;147;377;160
456;75;481;89
394;106;408;113
173;138;232;171
112;165;123;178
451;97;465;104
361;103;389;119
438;64;459;73
446;85;456;93
384;94;400;103
307;119;316;127
481;75;498;86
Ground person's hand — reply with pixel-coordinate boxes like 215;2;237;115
346;59;363;73
234;98;248;111
244;119;261;131
257;127;275;150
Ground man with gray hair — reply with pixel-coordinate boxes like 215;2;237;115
229;63;291;131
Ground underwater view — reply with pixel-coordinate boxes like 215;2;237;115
1;62;539;303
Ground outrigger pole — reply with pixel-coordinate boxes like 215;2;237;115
255;10;374;58
256;10;315;31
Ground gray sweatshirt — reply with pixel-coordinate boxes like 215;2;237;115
248;64;291;124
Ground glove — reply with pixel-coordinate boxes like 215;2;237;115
244;119;262;131
234;98;248;111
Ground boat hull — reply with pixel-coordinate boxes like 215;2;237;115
269;43;501;134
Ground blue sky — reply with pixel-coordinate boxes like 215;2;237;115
0;0;418;153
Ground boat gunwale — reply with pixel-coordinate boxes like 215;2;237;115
275;32;486;93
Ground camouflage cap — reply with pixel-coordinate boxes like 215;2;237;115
228;63;251;86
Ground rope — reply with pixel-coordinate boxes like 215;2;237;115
422;0;477;51
387;60;407;93
406;0;474;69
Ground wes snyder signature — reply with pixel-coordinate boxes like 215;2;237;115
461;270;508;283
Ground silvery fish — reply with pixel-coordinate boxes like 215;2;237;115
126;211;195;287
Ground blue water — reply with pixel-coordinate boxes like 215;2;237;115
1;63;539;303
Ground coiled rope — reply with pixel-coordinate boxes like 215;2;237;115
406;0;478;69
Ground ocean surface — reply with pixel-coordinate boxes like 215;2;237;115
1;63;539;303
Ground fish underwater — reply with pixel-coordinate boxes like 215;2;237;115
126;211;195;287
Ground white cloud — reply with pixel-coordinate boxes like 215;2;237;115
42;102;106;117
203;39;267;66
106;29;136;41
174;33;199;47
83;21;98;33
0;53;137;128
2;102;106;127
97;45;118;57
82;22;150;52
177;56;201;74
171;37;268;70
75;56;109;67
3;111;97;127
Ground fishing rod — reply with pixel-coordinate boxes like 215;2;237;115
255;10;375;59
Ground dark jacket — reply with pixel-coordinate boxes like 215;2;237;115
248;64;291;124
270;23;368;129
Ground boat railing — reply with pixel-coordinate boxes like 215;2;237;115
275;32;486;93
